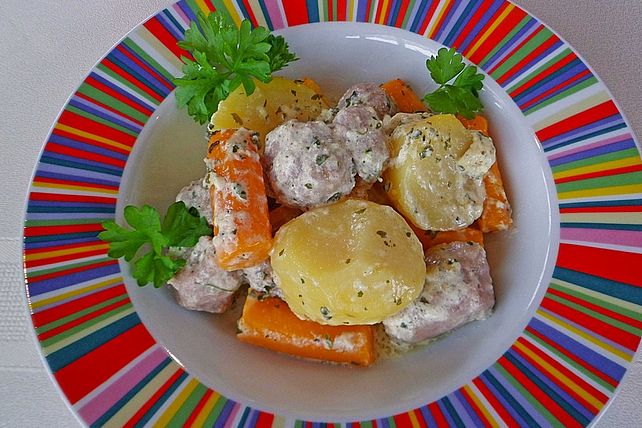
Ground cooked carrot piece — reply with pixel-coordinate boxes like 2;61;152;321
207;129;273;270
381;79;426;113
457;114;513;233
409;223;484;251
457;114;489;136
269;205;302;233
477;163;513;233
238;295;376;366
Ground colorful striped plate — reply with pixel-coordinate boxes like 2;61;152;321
23;1;642;426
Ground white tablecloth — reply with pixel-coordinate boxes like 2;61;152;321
1;0;640;426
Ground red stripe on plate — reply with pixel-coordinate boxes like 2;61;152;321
58;110;137;147
44;141;127;169
496;32;560;85
509;52;577;98
516;337;607;411
451;0;494;51
54;323;155;404
101;58;165;103
38;297;131;341
116;45;174;92
541;296;640;351
559;204;642;214
25;249;109;269
472;377;520;427
29;192;116;205
554;164;642;185
556;243;642;288
124;367;186;428
32;284;126;326
28;259;118;284
536;101;619;142
282;0;309;25
24;224;104;238
143;17;191;60
427;402;450;427
498;355;581;427
520;69;592;111
85;75;154;116
467;6;527;65
76;91;146;128
548;287;642;331
183;389;214;427
525;325;618;388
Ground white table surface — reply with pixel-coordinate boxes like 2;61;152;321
1;1;640;426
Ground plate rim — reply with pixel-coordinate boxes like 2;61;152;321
22;0;642;426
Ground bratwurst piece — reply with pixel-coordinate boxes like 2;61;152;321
263;120;355;209
168;236;244;313
383;241;494;343
332;105;389;183
337;82;398;119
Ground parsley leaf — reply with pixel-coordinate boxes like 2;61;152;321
426;47;465;85
173;11;298;125
99;202;212;288
423;47;485;119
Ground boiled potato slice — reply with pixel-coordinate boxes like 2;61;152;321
271;199;425;325
210;77;326;146
383;114;491;230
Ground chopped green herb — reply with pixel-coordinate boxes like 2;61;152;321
316;154;329;165
327;192;342;202
376;230;387;238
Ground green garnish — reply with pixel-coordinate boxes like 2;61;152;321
423;47;485;119
98;202;212;287
173;11;298;124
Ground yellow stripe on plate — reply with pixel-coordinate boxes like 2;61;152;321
560;212;642;225
54;123;133;153
465;3;515;58
43;306;135;355
25;243;109;263
152;378;200;428
537;309;632;362
514;340;604;410
30;277;122;310
103;364;181;428
33;181;118;195
194;0;210;14
553;156;641;180
222;0;242;26
461;384;500;427
558;183;642;200
189;390;222;427
428;0;451;39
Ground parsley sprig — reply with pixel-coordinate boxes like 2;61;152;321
173;11;298;124
99;202;212;287
423;47;485;119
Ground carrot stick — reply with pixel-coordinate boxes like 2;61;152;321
207;128;273;270
238;295;376;366
409;223;484;252
476;163;513;233
457;114;489;136
457;114;513;233
269;205;302;233
381;79;426;113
